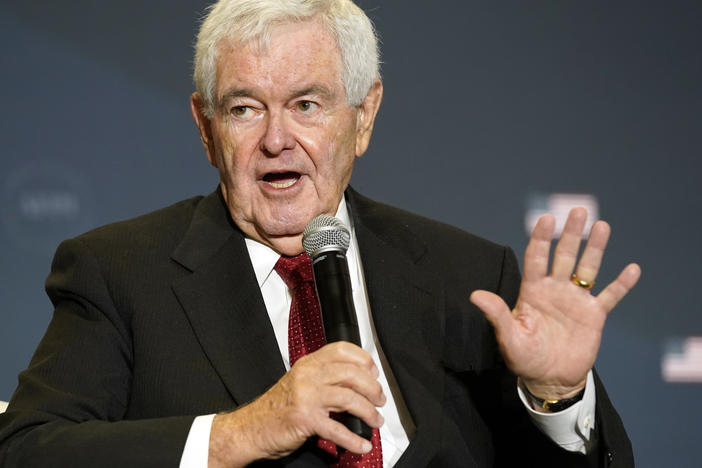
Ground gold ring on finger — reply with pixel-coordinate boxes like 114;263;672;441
571;274;594;290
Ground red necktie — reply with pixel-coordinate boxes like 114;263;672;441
274;254;383;467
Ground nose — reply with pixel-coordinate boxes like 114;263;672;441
260;111;296;156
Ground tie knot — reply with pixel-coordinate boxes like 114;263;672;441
274;253;314;290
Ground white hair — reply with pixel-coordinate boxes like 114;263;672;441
194;0;380;118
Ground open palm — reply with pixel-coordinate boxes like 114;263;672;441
471;207;641;399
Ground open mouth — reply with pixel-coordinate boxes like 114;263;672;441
262;171;301;189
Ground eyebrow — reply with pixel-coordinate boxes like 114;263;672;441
289;85;336;101
218;88;258;108
217;84;337;109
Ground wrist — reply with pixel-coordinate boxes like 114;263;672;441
520;380;585;413
520;376;587;400
209;409;263;468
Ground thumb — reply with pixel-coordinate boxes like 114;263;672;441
470;290;513;337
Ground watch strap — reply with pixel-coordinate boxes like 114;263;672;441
522;384;585;412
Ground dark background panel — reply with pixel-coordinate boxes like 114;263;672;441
1;2;700;466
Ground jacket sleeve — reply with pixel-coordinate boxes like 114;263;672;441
0;237;194;467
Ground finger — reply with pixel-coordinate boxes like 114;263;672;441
523;214;556;281
551;207;588;279
322;386;385;429
316;417;374;455
574;220;611;283
597;263;642;312
296;347;385;406
323;362;386;407
470;290;514;341
316;342;378;376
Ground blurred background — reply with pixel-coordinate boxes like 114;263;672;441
1;1;700;465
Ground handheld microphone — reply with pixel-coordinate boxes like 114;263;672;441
302;215;373;440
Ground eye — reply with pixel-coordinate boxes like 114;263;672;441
231;106;254;120
296;100;319;114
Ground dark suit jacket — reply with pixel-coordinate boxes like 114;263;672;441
0;188;634;467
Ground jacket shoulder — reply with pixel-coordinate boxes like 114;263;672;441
47;195;207;303
348;188;510;268
74;195;205;252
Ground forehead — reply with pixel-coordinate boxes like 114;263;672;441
215;18;345;99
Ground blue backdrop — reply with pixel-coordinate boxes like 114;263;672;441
1;1;700;466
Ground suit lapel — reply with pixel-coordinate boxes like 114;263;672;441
170;190;286;406
348;188;446;466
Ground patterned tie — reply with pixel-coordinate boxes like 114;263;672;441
274;253;383;467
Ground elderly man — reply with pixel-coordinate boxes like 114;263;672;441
0;0;640;467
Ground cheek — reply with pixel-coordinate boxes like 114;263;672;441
312;119;357;168
314;137;356;199
213;125;258;183
311;135;343;180
325;126;357;172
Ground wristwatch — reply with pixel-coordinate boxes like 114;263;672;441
522;384;585;412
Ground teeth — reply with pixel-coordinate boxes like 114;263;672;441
268;179;297;189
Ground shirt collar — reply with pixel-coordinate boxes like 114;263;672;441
245;196;353;288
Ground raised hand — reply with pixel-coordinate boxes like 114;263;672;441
208;342;386;467
470;207;641;400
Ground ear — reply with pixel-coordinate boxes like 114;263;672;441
355;80;383;158
190;92;218;168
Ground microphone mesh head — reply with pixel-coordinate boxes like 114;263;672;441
302;215;350;258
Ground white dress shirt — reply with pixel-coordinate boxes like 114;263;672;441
180;197;595;466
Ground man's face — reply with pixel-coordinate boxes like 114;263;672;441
191;18;382;255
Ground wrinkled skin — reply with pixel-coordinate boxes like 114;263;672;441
191;17;382;256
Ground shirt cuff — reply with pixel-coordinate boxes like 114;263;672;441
517;370;597;454
179;414;216;468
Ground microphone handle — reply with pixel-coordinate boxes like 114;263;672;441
311;251;373;440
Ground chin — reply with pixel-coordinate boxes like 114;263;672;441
258;217;307;238
273;240;307;256
267;205;319;232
